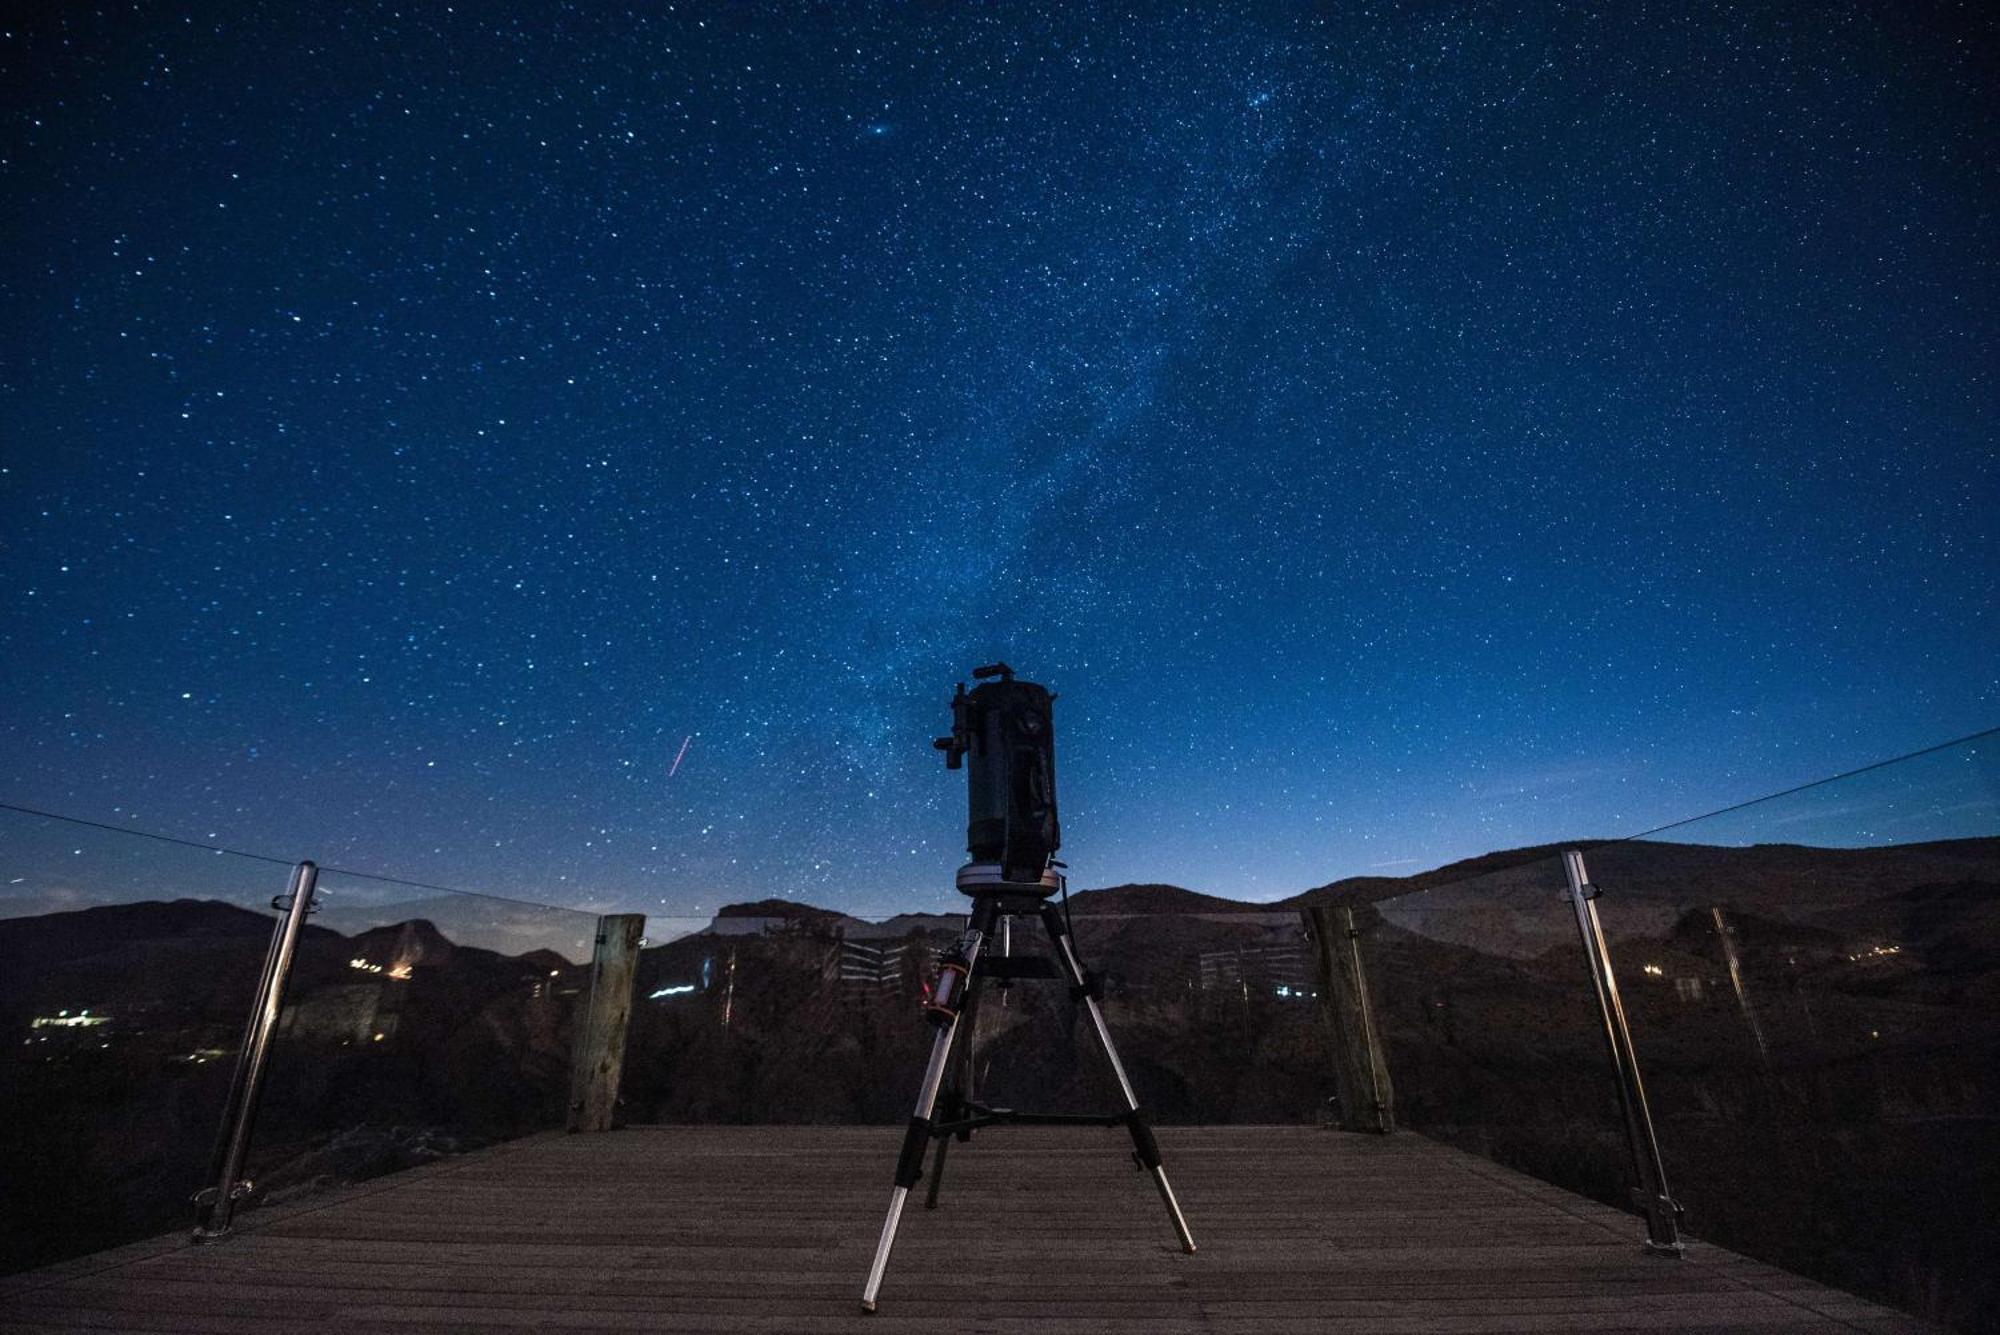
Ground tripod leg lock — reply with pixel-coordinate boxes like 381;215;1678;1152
1124;1111;1163;1171
894;1116;934;1188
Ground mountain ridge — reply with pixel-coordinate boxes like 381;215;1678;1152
707;835;2000;925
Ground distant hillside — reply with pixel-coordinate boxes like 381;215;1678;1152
312;894;596;964
0;897;278;957
0;899;338;1030
714;898;849;922
699;836;2000;932
15;838;1987;954
1281;842;1583;907
1065;883;1277;915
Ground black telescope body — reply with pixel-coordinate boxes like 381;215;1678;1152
934;663;1060;888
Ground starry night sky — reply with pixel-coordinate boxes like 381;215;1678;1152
3;4;1994;919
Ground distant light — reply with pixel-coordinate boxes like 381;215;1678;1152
372;1032;385;1042
33;1013;109;1029
1641;964;1664;977
649;984;696;999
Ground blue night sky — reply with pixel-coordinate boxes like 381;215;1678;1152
2;5;1994;919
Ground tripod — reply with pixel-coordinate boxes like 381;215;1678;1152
859;874;1197;1313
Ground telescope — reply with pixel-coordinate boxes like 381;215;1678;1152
860;662;1196;1312
933;662;1061;893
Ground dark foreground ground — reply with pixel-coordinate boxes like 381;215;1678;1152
0;1125;1939;1334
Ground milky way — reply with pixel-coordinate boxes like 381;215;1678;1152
3;6;1993;917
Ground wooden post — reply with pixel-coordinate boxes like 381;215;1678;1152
568;913;646;1133
1303;904;1396;1134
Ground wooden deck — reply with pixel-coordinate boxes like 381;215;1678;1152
2;1126;1935;1333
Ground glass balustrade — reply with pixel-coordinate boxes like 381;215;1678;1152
0;808;609;1274
0;808;294;1272
620;900;1331;1126
1580;731;1999;1329
1344;730;1997;1328
5;725;1992;1329
236;867;600;1214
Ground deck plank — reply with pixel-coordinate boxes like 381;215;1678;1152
4;1126;1938;1333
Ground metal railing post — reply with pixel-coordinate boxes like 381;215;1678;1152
1562;849;1683;1255
1303;904;1396;1134
1340;905;1396;1134
192;859;319;1240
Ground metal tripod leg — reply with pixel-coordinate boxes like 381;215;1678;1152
924;967;983;1209
860;912;990;1313
1039;904;1197;1254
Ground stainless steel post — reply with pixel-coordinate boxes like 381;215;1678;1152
192;860;319;1240
1562;849;1683;1255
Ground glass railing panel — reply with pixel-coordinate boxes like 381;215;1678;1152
625;906;954;1124
620;901;1332;1126
1360;853;1635;1203
1069;908;1327;1123
1583;731;1999;1328
0;807;295;1273
238;869;599;1210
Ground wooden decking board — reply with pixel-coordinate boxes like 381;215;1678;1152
78;1261;1767;1296
6;1126;1937;1334
12;1288;1842;1321
13;1267;1811;1308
